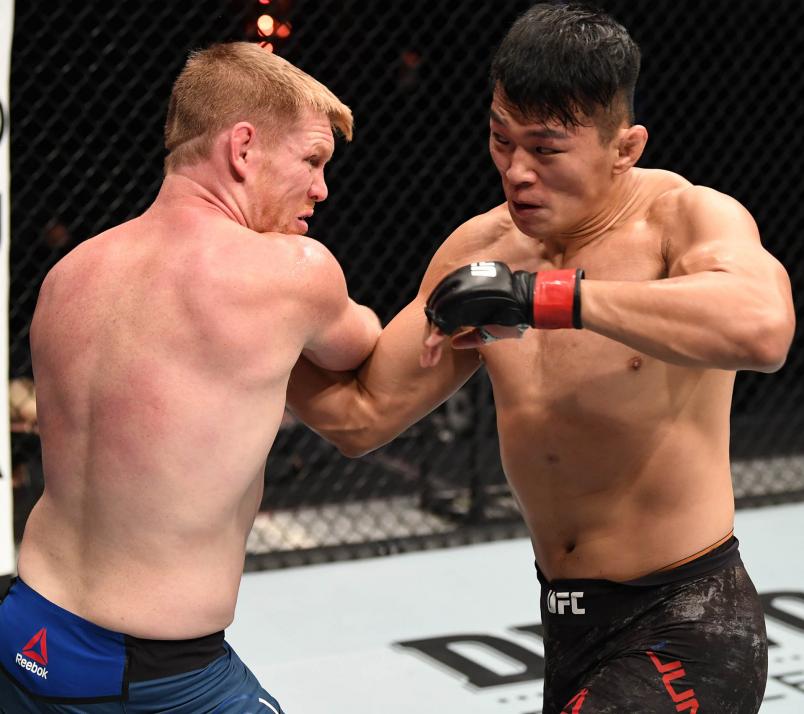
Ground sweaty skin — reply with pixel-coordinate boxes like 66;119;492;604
19;111;380;639
288;103;794;582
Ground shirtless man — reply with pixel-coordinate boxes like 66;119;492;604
287;5;795;712
0;43;379;712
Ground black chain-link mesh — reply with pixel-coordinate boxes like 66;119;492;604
9;1;804;566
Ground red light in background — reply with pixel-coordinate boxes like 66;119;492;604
275;22;291;39
402;50;422;69
259;42;275;52
257;14;275;36
259;0;271;4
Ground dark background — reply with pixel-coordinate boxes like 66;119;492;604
8;1;804;561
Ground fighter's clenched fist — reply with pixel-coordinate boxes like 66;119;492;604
424;260;584;334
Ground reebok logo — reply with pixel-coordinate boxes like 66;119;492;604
15;652;48;679
22;627;48;665
547;590;585;615
16;627;49;679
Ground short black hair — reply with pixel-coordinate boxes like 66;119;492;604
490;3;640;138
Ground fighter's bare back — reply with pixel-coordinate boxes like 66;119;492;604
19;191;356;639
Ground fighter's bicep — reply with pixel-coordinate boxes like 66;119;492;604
303;299;378;371
289;239;376;367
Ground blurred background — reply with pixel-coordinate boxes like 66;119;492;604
7;0;804;569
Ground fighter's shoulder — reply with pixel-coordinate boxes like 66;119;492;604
429;204;512;267
243;231;346;304
259;232;341;278
644;170;751;225
208;222;326;272
640;172;760;258
37;229;109;296
447;203;513;246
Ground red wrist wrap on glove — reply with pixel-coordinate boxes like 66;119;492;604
532;268;584;329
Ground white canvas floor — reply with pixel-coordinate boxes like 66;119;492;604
229;502;804;713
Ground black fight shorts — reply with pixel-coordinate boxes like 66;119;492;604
538;537;768;714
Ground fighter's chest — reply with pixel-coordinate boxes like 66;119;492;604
472;219;668;405
493;219;667;281
484;328;651;399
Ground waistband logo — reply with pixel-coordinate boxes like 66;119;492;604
22;627;48;665
16;627;49;679
547;590;585;615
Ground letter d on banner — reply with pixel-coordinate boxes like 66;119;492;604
0;0;15;591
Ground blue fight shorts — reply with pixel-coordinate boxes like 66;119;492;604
0;579;285;713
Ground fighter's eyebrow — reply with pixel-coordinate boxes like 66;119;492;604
524;127;570;140
309;142;334;160
489;108;507;126
489;109;569;140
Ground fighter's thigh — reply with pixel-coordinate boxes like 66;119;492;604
0;672;122;714
558;647;764;714
205;646;286;714
209;689;285;714
556;653;677;714
0;672;41;714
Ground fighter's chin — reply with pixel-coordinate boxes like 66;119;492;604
262;221;307;236
286;217;309;235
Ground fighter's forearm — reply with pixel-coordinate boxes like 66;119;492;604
288;302;481;456
580;272;794;372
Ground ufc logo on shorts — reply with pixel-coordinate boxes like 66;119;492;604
547;590;585;615
470;262;497;278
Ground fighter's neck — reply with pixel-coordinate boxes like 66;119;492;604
538;170;644;261
150;172;249;228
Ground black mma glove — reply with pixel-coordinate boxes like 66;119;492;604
424;261;583;334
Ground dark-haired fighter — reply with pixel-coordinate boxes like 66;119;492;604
288;4;794;712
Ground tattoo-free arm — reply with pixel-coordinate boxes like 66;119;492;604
288;291;481;456
580;186;794;371
287;217;502;456
298;240;382;372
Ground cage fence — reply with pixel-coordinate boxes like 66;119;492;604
8;0;804;568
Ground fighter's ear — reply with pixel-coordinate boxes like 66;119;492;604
228;122;257;180
612;124;648;174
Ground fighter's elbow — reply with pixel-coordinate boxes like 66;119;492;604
737;310;794;373
325;404;390;458
336;441;372;459
323;391;412;457
333;430;386;459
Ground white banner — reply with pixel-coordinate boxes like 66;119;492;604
0;0;15;581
